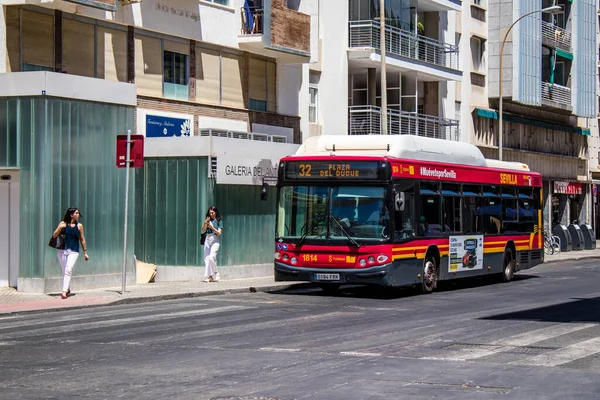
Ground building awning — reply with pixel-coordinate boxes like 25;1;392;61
555;49;573;60
474;108;591;136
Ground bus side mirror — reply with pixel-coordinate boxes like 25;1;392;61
394;191;405;212
260;182;269;201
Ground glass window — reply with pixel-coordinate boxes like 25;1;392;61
163;51;188;100
277;185;389;242
502;187;518;233
419;182;442;236
518;188;536;233
205;0;229;5
309;86;318;123
393;181;415;241
479;189;502;234
249;98;267;112
462;195;481;234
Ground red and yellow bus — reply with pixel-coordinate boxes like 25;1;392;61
271;135;543;293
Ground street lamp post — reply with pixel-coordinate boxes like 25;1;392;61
497;5;562;161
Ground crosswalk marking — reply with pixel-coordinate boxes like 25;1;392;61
511;337;600;367
498;323;597;346
0;302;212;331
421;323;598;362
0;305;253;340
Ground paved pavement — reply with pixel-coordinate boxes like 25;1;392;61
1;246;599;315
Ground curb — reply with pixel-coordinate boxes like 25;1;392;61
543;255;600;264
0;282;313;317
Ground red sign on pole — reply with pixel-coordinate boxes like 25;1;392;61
116;134;145;168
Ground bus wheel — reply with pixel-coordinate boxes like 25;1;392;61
421;257;437;294
501;249;515;283
319;283;340;294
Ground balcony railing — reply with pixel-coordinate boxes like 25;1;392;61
541;81;572;110
541;21;571;52
349;20;459;70
349;105;459;141
240;6;264;34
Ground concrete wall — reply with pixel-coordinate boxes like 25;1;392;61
318;0;348;135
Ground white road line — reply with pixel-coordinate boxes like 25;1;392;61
511;337;600;367
339;351;382;357
259;347;302;352
0;305;253;339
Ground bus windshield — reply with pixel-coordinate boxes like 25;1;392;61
277;185;390;242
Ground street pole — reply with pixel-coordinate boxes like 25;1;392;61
121;129;132;295
379;0;388;135
498;6;562;161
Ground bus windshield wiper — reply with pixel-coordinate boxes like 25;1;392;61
296;213;327;247
329;215;360;248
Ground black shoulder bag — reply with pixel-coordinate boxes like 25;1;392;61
48;229;66;250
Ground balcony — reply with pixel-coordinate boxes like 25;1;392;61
349;105;459;141
238;1;310;64
541;21;571;52
348;20;461;81
541;81;572;111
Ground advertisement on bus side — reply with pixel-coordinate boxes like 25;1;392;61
449;235;484;272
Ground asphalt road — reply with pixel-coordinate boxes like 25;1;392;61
1;259;600;399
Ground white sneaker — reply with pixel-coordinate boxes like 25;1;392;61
213;273;220;282
202;277;211;283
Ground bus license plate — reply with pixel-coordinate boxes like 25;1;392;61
314;273;340;281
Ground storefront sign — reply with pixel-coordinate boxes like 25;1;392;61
216;156;278;186
553;181;582;195
145;114;192;138
64;0;117;11
449;235;484;272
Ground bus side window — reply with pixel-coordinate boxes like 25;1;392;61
462;196;481;234
393;181;415;241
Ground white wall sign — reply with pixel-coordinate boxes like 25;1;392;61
449;235;484;272
216;156;279;186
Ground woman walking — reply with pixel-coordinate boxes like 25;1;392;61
51;207;89;299
202;206;223;283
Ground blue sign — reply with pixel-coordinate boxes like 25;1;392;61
145;115;192;138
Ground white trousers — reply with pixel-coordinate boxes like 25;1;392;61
203;234;220;278
57;249;79;292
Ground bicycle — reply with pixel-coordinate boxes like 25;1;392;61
544;231;561;255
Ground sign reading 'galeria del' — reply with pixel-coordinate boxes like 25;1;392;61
64;0;118;11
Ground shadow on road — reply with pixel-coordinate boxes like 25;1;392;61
480;296;600;323
269;273;540;300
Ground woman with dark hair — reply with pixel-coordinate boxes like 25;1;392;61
51;207;89;299
201;206;223;283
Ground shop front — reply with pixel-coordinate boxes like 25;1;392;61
550;180;589;229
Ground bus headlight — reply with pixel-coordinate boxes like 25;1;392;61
282;254;289;262
274;252;281;260
290;257;298;265
359;258;367;267
368;256;375;264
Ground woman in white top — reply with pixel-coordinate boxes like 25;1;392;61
201;206;223;283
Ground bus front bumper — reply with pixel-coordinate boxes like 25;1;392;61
274;261;396;286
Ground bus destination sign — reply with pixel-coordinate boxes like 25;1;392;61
284;161;381;180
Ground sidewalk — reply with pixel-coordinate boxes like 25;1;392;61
1;247;600;315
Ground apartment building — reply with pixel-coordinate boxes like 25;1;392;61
0;0;317;291
461;0;597;234
308;0;462;141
